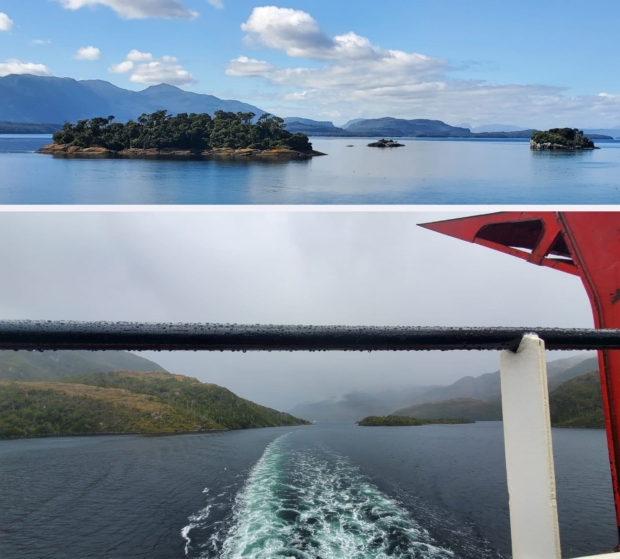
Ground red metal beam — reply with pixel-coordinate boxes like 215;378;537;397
420;211;620;545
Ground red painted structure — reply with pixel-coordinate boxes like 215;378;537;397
420;212;620;543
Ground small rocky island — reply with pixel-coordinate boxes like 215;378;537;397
37;111;326;159
530;128;599;150
357;415;473;426
367;139;405;148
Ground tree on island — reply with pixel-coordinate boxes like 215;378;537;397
52;110;314;152
530;128;595;149
357;415;472;426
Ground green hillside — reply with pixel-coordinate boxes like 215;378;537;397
0;350;166;382
0;371;309;439
393;397;503;421
549;371;604;428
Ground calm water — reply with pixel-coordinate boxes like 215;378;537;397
0;422;615;558
1;136;619;204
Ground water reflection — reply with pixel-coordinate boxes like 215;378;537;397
1;137;619;204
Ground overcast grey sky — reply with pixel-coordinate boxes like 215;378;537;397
0;210;594;410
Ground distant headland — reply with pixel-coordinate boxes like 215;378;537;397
36;110;325;159
357;415;473;426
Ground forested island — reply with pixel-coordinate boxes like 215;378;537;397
530;128;598;150
37;110;324;158
357;415;473;426
0;370;310;439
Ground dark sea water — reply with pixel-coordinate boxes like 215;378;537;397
0;422;615;559
1;135;620;204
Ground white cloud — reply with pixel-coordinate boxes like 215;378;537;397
74;46;101;61
206;0;223;8
32;39;52;45
241;7;333;58
108;60;134;74
228;7;620;127
0;59;53;77
126;49;153;62
109;50;196;86
130;59;196;86
55;0;198;19
0;12;14;31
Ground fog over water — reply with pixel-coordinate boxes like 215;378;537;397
0;211;594;410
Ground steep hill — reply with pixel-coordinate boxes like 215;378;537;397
283;118;351;136
346;117;472;137
395;368;603;426
393;398;503;421
0;75;265;124
408;354;598;405
549;371;604;428
0;350;166;382
0;371;309;439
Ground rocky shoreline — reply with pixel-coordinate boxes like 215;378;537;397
530;139;599;151
36;144;326;158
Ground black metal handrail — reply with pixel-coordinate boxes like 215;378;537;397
1;321;619;352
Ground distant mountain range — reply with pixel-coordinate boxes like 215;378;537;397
289;353;598;422
393;367;604;428
0;75;264;124
1;75;617;140
281;117;614;140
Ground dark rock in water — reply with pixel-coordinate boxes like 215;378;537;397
367;139;405;148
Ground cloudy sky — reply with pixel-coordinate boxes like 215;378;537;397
0;0;619;127
0;210;595;410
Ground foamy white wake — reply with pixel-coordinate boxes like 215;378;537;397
213;434;454;559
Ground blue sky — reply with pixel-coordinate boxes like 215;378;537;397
1;0;619;127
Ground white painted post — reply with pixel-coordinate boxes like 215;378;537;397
500;334;561;559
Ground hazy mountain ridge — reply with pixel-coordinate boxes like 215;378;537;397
0;75;265;124
284;117;615;139
407;354;598;406
394;398;503;421
0;350;167;381
288;386;438;422
290;354;597;422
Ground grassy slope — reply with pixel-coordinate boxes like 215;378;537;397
0;371;309;439
0;350;167;381
549;371;604;428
